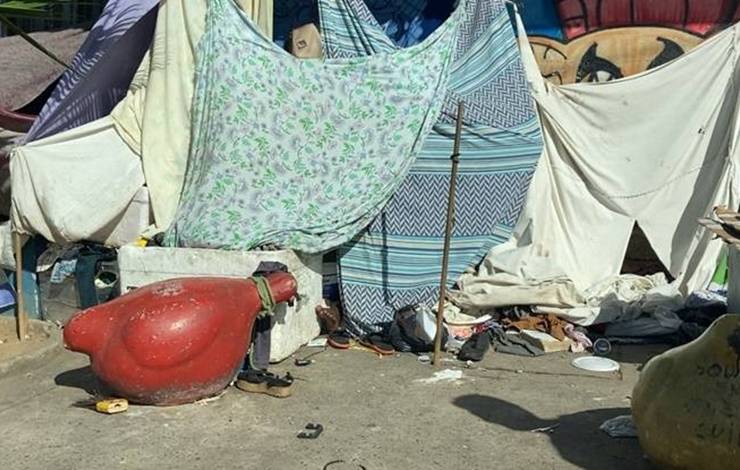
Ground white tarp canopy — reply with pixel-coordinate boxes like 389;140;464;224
452;17;739;324
10;117;145;243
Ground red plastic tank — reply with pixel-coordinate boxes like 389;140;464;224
63;272;297;405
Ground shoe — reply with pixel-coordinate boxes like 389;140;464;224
235;370;294;398
358;333;395;356
328;330;352;349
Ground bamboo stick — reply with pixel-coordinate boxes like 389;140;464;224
13;231;28;341
432;102;464;366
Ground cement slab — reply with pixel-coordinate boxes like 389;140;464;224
0;317;61;376
0;342;662;469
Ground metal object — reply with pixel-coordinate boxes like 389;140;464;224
323;460;367;470
433;102;465;366
593;338;612;356
297;423;323;439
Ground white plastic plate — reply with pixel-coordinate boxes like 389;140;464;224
572;356;620;373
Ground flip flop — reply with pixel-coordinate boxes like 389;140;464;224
235;370;294;398
359;333;395;356
328;330;352;350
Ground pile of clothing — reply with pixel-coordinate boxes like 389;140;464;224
452;288;729;362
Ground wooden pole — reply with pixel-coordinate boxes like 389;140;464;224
432;102;464;366
13;231;28;341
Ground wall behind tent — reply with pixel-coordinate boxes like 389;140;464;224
517;0;740;84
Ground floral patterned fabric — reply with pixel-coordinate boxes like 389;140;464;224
165;0;460;252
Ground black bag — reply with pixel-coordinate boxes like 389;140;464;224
389;304;448;353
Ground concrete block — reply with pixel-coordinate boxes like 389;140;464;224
118;245;321;363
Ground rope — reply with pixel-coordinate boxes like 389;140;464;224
252;275;275;317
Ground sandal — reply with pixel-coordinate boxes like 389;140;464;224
359;333;395;356
328;330;352;350
235;370;294;398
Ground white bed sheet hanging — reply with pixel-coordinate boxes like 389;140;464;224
10;117;145;244
452;18;739;323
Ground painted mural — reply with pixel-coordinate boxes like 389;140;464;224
519;0;740;84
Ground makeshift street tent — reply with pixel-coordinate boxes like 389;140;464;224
164;0;462;252
112;0;275;230
11;117;145;243
451;14;740;326
10;0;273;244
25;0;159;142
319;0;543;334
12;0;459;256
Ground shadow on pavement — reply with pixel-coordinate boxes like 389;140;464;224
453;394;654;470
607;344;671;367
54;365;106;397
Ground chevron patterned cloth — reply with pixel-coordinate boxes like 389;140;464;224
319;0;543;335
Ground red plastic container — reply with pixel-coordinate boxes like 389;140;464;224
63;272;297;405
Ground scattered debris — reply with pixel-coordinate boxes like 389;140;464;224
295;344;328;366
600;415;637;438
415;369;463;384
323;460;367;470
297;423;323;439
417;354;431;363
194;391;226;405
530;423;560;433
307;337;328;348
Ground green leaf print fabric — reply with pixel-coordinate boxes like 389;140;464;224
164;0;461;253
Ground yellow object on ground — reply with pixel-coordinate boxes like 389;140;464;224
95;399;129;414
632;314;740;469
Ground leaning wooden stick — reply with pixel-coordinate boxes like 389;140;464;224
433;102;464;366
13;231;28;341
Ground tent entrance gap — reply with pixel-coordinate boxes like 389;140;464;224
620;223;673;280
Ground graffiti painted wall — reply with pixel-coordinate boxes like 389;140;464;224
519;0;740;84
